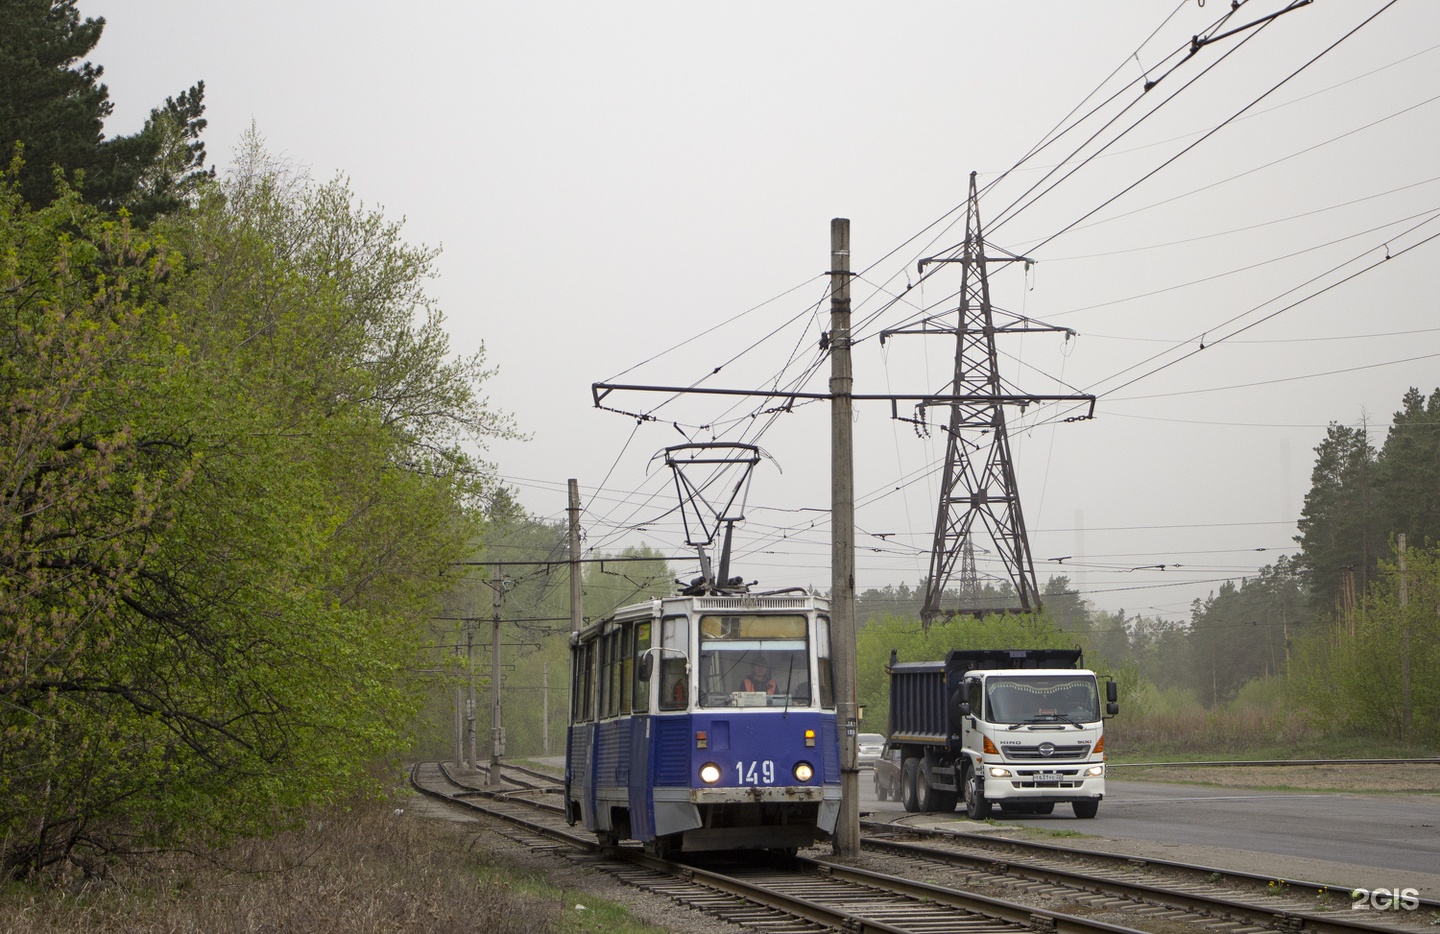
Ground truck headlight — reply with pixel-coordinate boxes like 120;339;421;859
699;762;722;784
987;767;1012;778
793;761;814;782
1084;765;1104;777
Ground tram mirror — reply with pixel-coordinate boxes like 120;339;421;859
638;652;654;682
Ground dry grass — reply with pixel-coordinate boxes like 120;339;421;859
1107;704;1319;756
0;797;564;934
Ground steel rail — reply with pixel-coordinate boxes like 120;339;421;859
855;826;1431;934
410;762;1153;934
857;815;1440;920
1109;758;1440;768
467;758;1439;919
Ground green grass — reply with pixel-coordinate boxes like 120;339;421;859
559;898;671;934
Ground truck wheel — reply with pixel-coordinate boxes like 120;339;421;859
916;760;937;812
1071;800;1099;819
917;760;956;812
901;758;920;812
963;763;991;820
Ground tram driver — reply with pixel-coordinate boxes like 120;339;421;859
743;658;778;695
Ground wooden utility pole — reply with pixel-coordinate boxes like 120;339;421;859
829;218;859;857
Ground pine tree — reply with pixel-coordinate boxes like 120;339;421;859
0;0;210;219
1376;387;1440;550
1294;423;1382;615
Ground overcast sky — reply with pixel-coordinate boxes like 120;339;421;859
91;1;1440;622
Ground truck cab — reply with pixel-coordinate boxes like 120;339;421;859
887;648;1118;820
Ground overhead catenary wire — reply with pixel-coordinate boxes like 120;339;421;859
556;0;1428;620
1004;1;1399;254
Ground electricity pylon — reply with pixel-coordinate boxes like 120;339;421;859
883;172;1094;627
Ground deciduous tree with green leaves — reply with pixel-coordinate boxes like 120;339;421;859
1293;542;1440;743
1;173;198;878
0;136;518;877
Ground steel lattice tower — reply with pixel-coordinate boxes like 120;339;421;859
888;172;1093;627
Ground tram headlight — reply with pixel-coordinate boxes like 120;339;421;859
793;761;814;782
699;762;722;784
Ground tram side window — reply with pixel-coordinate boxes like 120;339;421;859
604;629;621;718
569;645;581;722
658;616;687;710
597;632;611;719
632;622;651;713
618;624;634;716
584;642;595;719
572;641;594;722
816;616;835;708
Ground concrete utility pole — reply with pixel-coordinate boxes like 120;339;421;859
1399;533;1411;738
489;570;504;787
829;218;860;857
453;625;463;769
569;479;584;636
466;619;477;768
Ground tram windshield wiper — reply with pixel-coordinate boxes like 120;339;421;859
782;655;795;717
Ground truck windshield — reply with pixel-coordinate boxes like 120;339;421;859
985;675;1100;724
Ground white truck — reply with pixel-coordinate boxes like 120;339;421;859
884;648;1117;819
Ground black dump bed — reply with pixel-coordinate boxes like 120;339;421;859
887;648;1083;746
943;648;1082;674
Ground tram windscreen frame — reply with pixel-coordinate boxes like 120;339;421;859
696;613;816;708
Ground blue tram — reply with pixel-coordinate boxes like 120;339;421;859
565;591;840;857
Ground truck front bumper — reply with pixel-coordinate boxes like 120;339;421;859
980;761;1105;803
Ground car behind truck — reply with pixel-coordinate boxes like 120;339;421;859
882;648;1117;819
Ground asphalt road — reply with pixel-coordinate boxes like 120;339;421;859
861;770;1440;890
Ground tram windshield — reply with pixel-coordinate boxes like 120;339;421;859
696;614;812;707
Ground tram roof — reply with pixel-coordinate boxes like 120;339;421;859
578;591;829;635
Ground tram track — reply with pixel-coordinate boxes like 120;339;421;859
413;762;1146;934
854;821;1437;934
410;761;1434;934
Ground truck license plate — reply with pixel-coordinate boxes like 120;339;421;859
1034;772;1064;784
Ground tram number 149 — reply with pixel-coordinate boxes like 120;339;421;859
736;760;776;784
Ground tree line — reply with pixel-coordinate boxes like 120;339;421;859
2;2;517;878
848;389;1440;746
453;384;1440;767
